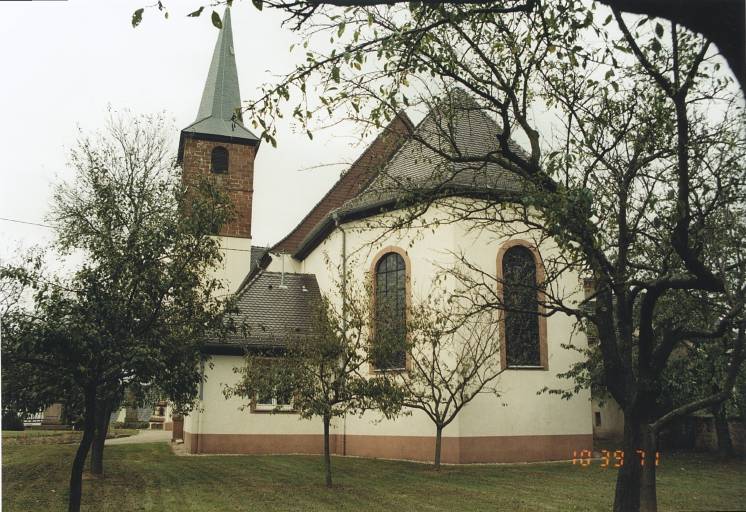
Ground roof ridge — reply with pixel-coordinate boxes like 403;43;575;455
348;109;433;202
290;90;529;259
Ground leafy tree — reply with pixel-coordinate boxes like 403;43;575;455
662;342;736;455
562;288;746;457
200;2;744;511
657;288;746;457
226;274;400;488
1;112;233;512
136;1;743;510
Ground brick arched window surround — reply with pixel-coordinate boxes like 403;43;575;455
211;146;229;173
369;246;412;373
496;240;548;370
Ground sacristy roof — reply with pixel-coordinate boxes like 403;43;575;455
206;271;321;351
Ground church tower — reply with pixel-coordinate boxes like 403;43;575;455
177;7;259;293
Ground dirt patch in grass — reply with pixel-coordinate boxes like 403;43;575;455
2;429;138;446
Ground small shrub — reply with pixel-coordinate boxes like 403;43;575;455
121;421;149;429
1;410;25;431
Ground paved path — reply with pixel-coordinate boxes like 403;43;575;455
106;429;171;445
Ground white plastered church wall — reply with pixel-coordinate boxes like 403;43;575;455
299;207;463;440
299;202;592;440
187;355;324;437
208;236;253;295
186;201;592;452
452;212;592;438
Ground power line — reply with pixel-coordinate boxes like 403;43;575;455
0;216;261;252
0;217;54;229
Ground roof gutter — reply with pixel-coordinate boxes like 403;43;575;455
293;197;400;260
201;342;286;356
292;185;519;261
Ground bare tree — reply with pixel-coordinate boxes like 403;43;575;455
378;282;503;469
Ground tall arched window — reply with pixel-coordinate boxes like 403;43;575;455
502;245;541;367
373;252;407;369
211;146;229;173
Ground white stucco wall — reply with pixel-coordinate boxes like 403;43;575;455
213;236;252;295
189;201;593;444
184;354;324;436
592;397;625;440
297;203;592;439
266;251;302;274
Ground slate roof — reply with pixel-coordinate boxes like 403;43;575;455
210;271;321;349
340;89;525;212
290;89;529;260
180;7;259;146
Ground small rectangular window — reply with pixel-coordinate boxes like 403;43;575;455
594;411;602;427
254;392;294;412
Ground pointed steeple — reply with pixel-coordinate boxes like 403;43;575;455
179;7;258;157
196;7;243;124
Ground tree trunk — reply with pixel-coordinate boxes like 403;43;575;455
323;413;332;488
434;424;443;471
712;404;734;458
90;399;113;475
68;387;97;512
613;412;643;512
640;424;658;512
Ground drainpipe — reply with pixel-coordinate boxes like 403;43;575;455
333;212;348;456
197;358;205;454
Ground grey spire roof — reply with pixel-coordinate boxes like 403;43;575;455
181;7;259;143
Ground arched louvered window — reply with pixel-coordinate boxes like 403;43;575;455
502;245;541;367
211;146;229;173
373;252;407;369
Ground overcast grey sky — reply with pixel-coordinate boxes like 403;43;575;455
0;0;380;258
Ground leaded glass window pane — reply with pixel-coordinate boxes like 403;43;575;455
503;246;540;366
374;252;407;369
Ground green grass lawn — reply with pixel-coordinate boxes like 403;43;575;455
2;442;745;512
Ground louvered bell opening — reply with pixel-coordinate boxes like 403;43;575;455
211;146;229;173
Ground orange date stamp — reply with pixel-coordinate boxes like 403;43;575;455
572;449;660;468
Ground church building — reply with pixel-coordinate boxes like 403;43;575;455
179;8;595;464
